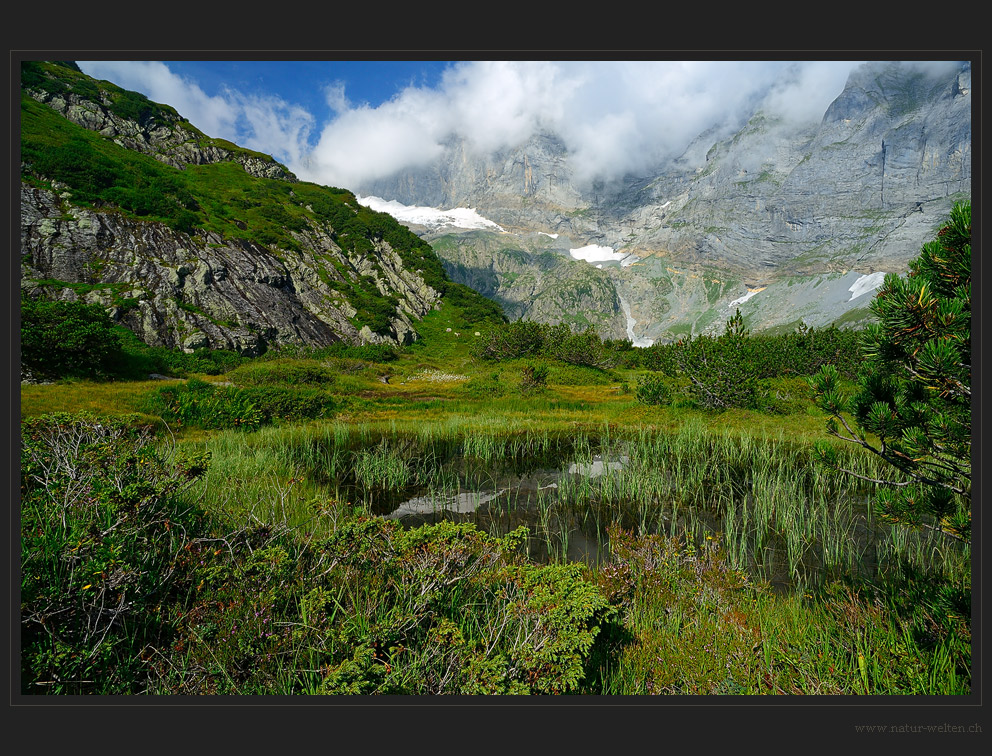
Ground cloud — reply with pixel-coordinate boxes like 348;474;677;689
304;60;866;188
76;60;314;167
79;59;949;192
323;81;350;115
77;61;239;139
759;60;863;123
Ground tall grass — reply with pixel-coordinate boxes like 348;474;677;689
179;415;968;593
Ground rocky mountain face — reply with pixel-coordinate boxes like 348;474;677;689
357;61;972;343
21;184;440;354
20;62;450;355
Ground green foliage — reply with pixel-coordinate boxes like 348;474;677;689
461;371;509;399
591;527;969;694
20;295;126;380
441;282;507;326
809;202;971;541
634;373;671;406
666;309;760;411
20;64;492;337
549;326;617;369
306;517;612;694
471;319;548;361
519;361;549;394
114;332;247;377
321;342;400;363
641;322;860;379
227;360;337;387
471;320;616;370
144;377;336;430
145;378;265;431
20;413;210;693
241;385;338;423
634;314;861;413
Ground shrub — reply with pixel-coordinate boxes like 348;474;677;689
228;360;337;387
144;378;265;431
634;373;670;406
550;327;617;369
471;320;547;361
21;295;125;380
20;413;210;693
461;371;508;399
810;202;971;541
320;342;399;363
241;385;337;422
519;361;549;393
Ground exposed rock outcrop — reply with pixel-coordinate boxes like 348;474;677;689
358;61;972;342
25;88;296;181
20;62;450;354
21;184;441;354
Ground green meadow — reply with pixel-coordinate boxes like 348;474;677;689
19;296;971;696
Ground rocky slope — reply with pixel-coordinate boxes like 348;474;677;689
19;61;473;355
357;61;972;342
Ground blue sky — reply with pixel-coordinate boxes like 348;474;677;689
74;59;963;195
153;60;451;117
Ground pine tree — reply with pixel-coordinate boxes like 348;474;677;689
809;202;971;541
672;308;758;411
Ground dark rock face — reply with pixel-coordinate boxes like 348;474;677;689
21;185;441;354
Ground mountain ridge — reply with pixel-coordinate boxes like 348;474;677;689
20;61;504;356
354;60;971;343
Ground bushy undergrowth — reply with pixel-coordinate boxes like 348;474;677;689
227;359;338;387
20;413;616;695
142;377;337;431
633;313;861;412
20;413;211;693
21;295;128;381
471;321;620;370
21;293;248;381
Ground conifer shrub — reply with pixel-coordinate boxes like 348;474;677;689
144;377;336;430
634;373;671;406
810;202;971;542
227;360;337;387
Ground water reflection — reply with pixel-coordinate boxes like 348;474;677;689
307;432;966;592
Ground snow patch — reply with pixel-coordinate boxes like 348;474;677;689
848;271;887;301
539;231;559;239
357;195;505;232
569;244;640;267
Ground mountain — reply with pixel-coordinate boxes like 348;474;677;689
19;61;502;356
355;61;972;343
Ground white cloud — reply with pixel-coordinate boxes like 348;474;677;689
77;60;238;137
323;81;350;114
759;61;864;123
76;60;314;167
78;59;943;192
302;60;865;189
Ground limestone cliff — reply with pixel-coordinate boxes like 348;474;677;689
357;61;972;342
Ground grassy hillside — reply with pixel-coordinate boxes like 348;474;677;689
20;61;505;344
